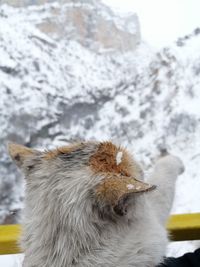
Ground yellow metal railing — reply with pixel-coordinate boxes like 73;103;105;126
0;224;21;255
167;213;200;241
0;213;200;255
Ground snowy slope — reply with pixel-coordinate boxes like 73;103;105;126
0;1;200;263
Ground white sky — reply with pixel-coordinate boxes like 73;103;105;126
103;0;200;48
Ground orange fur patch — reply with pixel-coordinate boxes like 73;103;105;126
43;142;85;160
89;142;154;205
89;142;137;177
96;173;154;206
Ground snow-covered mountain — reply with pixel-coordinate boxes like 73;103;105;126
0;2;200;257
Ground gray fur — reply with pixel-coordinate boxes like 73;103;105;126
9;143;184;267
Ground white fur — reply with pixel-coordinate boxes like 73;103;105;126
116;151;123;165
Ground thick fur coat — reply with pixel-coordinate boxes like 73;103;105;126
8;141;184;267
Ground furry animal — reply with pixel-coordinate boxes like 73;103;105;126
8;141;184;267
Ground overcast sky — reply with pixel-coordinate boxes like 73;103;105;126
103;0;200;48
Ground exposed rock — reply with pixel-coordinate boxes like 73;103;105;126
1;0;140;52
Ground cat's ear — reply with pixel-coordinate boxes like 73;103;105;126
95;173;156;216
8;143;41;173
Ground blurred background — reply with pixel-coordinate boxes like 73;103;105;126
0;0;200;265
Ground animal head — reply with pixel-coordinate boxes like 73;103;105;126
8;141;156;221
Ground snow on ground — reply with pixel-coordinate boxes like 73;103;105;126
0;254;23;267
0;1;200;266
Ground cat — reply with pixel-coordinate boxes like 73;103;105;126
8;141;184;267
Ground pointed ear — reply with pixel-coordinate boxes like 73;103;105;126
95;173;156;216
8;142;40;172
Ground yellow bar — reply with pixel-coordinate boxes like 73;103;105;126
0;224;21;255
167;213;200;241
0;213;200;255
